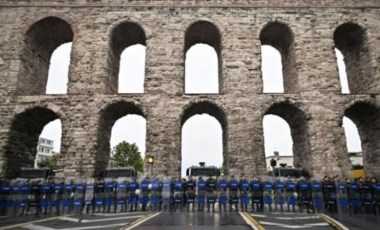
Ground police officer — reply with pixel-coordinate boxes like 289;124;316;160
104;178;117;213
128;177;139;212
150;177;161;211
52;178;64;215
347;178;361;214
239;176;250;212
250;176;263;212
140;177;150;211
19;180;30;216
273;178;285;212
371;177;380;215
297;176;313;213
197;177;206;211
218;176;228;212
161;176;172;212
322;176;337;214
172;177;183;212
285;177;296;212
0;178;10;216
63;179;75;214
360;177;374;214
185;176;196;211
206;175;217;212
94;178;105;212
229;175;239;212
30;180;42;216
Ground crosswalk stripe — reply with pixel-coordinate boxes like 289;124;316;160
260;221;329;229
59;215;143;223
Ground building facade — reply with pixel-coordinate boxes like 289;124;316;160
0;0;379;178
34;137;56;168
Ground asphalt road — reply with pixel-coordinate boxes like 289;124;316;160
133;211;252;230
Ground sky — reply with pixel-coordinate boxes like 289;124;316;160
39;42;362;176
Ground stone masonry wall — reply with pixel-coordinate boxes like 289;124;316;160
0;0;379;178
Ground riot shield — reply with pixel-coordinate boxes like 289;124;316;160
0;179;11;216
51;178;64;215
274;180;285;212
239;180;250;212
161;176;172;212
206;178;217;212
140;177;150;211
62;178;75;214
104;177;116;213
116;177;127;212
323;181;337;214
84;178;95;214
250;180;263;212
336;182;348;213
285;180;297;212
150;178;161;211
263;181;273;212
311;180;323;212
94;178;105;212
361;181;374;214
73;179;85;214
228;178;239;212
348;182;361;214
19;179;30;216
9;179;21;216
218;179;228;212
40;179;51;215
127;177;139;212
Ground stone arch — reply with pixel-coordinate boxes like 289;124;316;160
344;101;380;177
184;20;222;93
3;107;61;177
181;100;228;173
95;101;146;176
263;101;311;173
17;16;74;95
107;21;147;94
334;22;372;94
259;21;297;93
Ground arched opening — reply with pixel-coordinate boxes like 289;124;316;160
4;107;61;177
108;21;146;94
118;44;146;93
335;48;350;94
181;114;223;177
181;101;227;176
264;102;311;173
185;44;219;94
344;102;380;177
184;21;221;94
260;22;297;93
342;116;363;167
263;115;293;171
46;42;72;94
334;23;371;94
96;101;145;176
261;45;284;93
18;17;73;95
35;119;62;169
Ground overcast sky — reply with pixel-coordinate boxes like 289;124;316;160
40;43;362;176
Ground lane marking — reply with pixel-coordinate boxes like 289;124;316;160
123;212;161;230
24;223;127;230
260;221;327;228
251;214;320;220
59;215;143;223
92;211;146;217
240;212;265;230
318;213;349;230
0;214;73;230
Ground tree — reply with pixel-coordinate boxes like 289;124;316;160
38;154;59;170
109;141;144;172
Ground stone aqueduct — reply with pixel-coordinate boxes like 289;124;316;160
0;0;379;179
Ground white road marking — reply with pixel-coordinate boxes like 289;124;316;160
251;214;267;218
24;223;127;230
275;216;321;220
92;211;146;217
59;215;143;223
260;221;329;229
124;212;162;230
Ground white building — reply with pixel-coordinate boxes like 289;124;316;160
265;151;363;171
34;137;57;168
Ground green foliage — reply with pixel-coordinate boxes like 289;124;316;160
109;141;144;172
38;154;59;170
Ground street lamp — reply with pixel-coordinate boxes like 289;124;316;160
147;155;154;175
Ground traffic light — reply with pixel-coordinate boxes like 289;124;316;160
270;158;277;167
147;155;154;164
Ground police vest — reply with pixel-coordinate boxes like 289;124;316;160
251;181;261;191
286;182;296;191
312;182;321;191
42;184;51;193
375;183;380;193
141;181;149;191
198;181;206;190
230;180;239;190
299;181;309;191
219;181;228;190
76;184;84;192
105;183;114;192
162;181;171;190
337;183;346;193
21;185;29;194
65;184;73;193
128;182;137;191
350;183;360;191
54;184;62;193
275;181;284;190
207;180;216;189
174;181;182;190
1;185;10;194
241;181;250;191
186;181;195;190
118;183;127;191
264;182;273;191
151;181;159;191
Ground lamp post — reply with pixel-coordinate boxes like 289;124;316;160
147;155;154;175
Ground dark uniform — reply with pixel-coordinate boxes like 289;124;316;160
218;177;228;212
239;177;250;211
297;178;313;213
197;177;206;211
229;176;239;212
94;179;105;212
206;176;217;212
185;177;196;211
250;177;263;212
30;181;42;216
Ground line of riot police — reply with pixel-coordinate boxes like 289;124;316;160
1;175;380;216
